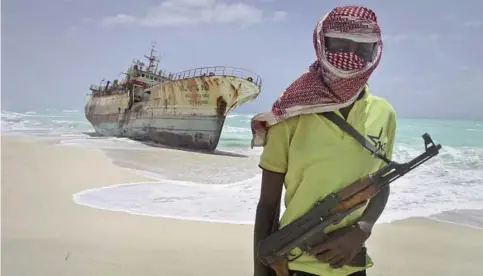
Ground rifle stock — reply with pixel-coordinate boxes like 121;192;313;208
332;176;377;214
257;133;442;276
271;260;290;276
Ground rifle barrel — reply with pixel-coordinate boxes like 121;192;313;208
378;143;441;187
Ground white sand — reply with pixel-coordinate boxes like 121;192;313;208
2;135;482;276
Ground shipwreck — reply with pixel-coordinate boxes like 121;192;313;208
85;43;262;151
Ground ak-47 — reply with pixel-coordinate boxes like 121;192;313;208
257;133;442;276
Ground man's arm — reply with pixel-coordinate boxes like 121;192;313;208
356;185;389;236
253;169;284;276
357;109;397;236
252;119;294;275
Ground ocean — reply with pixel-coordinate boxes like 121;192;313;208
2;109;483;229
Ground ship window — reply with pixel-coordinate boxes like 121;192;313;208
154;77;158;81
142;74;145;77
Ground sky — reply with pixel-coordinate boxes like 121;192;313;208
2;0;483;120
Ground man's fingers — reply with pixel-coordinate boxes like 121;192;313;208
329;250;358;269
326;252;344;263
330;255;350;269
321;253;344;265
315;249;340;262
308;239;337;255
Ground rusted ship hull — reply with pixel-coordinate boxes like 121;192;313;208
85;69;261;151
87;112;226;150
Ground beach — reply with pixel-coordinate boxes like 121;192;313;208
2;135;482;276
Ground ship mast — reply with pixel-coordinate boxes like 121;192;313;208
144;41;160;74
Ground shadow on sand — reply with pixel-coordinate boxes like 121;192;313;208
81;131;248;158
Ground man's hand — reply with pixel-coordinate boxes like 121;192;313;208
308;224;370;269
306;185;389;269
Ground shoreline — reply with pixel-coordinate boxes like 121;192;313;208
427;208;483;230
6;134;483;228
2;134;483;276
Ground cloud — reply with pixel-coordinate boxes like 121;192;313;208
383;33;411;43
100;0;285;28
464;20;483;29
102;14;137;26
427;33;440;41
271;11;287;22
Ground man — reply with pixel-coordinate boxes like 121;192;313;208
251;5;397;276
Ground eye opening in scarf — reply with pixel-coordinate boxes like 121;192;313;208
324;37;377;63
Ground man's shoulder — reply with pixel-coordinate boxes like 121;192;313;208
270;114;302;130
365;93;396;117
265;115;301;141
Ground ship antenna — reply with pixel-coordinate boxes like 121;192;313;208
155;53;161;75
145;41;157;73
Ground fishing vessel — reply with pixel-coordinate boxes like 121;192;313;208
85;43;262;151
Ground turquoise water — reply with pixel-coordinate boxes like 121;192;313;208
2;109;482;227
2;109;482;150
396;118;483;148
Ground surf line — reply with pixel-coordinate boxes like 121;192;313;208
71;180;255;225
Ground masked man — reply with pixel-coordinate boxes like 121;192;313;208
252;5;397;276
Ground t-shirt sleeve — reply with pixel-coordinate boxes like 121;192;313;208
258;121;292;174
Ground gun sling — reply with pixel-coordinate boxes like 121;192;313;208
320;112;391;164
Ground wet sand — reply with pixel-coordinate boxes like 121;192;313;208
2;135;482;276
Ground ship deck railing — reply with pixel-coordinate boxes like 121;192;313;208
167;66;262;88
88;66;263;95
89;84;126;92
89;84;104;91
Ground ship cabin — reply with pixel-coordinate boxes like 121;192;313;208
89;43;172;97
127;63;172;90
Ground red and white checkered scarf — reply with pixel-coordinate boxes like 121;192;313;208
250;6;383;148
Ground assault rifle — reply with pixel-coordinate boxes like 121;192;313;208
257;132;442;276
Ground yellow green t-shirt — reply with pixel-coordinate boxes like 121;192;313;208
259;88;397;276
